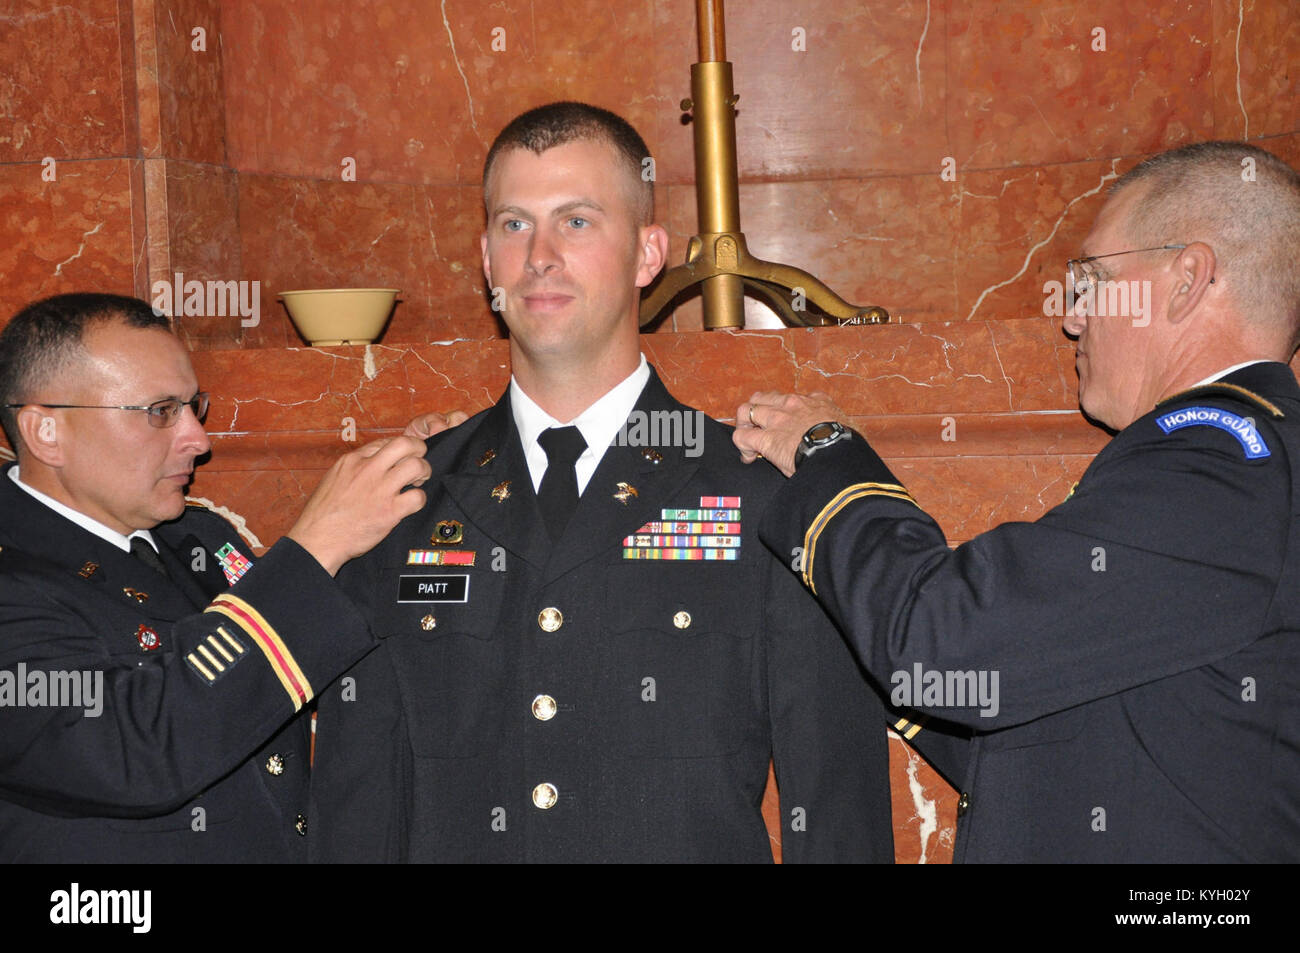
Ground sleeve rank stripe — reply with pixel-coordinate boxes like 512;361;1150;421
196;642;225;672
892;715;926;740
802;482;918;593
207;594;312;711
187;652;215;682
207;634;236;663
216;625;246;655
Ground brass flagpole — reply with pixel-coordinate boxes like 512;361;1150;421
640;0;889;329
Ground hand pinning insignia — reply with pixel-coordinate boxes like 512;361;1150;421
613;482;638;505
433;520;464;544
491;481;511;502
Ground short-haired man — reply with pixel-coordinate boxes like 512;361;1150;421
0;293;430;861
311;102;898;862
736;141;1300;861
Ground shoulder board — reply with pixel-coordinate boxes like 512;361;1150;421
1157;382;1283;418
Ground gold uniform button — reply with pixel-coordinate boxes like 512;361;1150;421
537;607;563;632
531;694;558;721
957;792;970;817
673;610;692;629
420;614;437;631
295;813;308;836
265;753;285;776
532;782;558;810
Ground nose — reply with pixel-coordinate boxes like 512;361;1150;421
1063;290;1088;337
175;402;211;456
526;225;562;276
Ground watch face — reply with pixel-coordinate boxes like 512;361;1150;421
808;423;838;442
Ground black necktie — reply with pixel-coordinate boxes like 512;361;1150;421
537;426;587;540
130;535;169;579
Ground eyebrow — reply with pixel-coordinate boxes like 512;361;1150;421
490;200;605;220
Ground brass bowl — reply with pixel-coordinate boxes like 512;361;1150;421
278;288;400;346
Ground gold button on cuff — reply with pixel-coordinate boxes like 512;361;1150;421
532;782;558;810
537;607;563;632
531;694;558;721
265;753;285;776
673;610;692;629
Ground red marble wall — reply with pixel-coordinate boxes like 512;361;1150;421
3;0;1298;863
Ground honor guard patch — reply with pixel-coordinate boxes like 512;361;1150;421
624;496;742;560
215;542;253;585
1155;406;1271;459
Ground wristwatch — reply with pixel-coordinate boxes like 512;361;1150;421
793;421;852;470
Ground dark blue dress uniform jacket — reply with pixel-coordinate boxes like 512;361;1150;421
0;465;374;862
759;362;1300;862
311;370;895;862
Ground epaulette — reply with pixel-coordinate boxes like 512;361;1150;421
1157;382;1283;418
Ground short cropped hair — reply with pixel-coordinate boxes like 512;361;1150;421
0;293;170;450
482;101;654;225
1112;141;1300;338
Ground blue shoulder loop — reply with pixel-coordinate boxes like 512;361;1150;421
1154;406;1270;459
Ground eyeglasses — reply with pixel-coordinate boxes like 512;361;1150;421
4;393;210;429
1066;244;1188;300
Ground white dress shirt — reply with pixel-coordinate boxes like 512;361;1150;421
8;465;159;553
510;354;650;494
1192;360;1269;388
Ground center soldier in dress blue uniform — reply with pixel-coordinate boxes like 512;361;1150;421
310;103;905;862
735;141;1300;862
0;294;431;861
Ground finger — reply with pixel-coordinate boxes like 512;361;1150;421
447;410;470;426
386;455;433;492
367;434;427;471
353;436;395;458
392;486;427;520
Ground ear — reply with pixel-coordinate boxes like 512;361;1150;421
633;224;670;289
1165;242;1217;326
16;406;63;467
480;231;492;288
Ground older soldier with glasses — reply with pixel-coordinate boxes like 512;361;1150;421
0;292;431;862
735;140;1300;862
